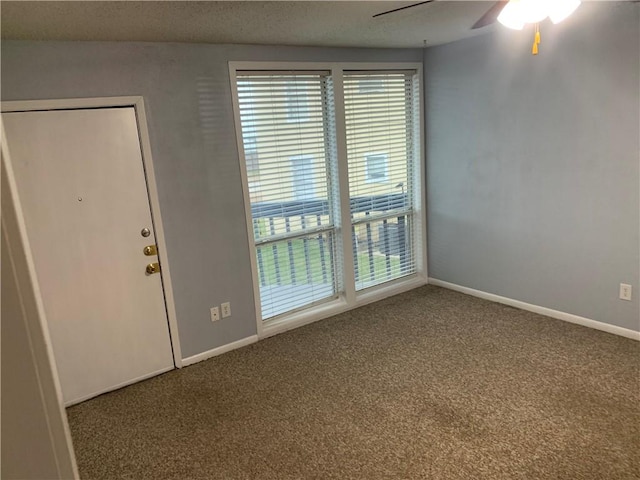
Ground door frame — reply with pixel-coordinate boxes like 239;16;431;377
2;96;183;368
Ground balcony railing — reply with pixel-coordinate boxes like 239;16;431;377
251;193;410;289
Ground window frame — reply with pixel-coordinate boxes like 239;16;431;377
229;62;427;339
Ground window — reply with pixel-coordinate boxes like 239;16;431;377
365;153;389;183
358;77;385;93
243;133;259;176
286;83;310;122
232;64;423;326
236;72;336;320
344;71;419;291
291;155;316;200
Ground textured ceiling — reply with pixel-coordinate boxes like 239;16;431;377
1;1;499;48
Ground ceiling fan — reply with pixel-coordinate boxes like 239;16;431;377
373;0;508;30
374;0;583;54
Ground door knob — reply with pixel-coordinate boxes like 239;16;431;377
146;262;160;275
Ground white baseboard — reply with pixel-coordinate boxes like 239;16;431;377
428;278;640;341
181;335;259;367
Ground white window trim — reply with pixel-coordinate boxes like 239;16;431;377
228;61;427;340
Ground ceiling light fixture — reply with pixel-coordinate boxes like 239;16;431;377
497;0;581;54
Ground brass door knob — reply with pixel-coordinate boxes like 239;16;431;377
146;262;160;275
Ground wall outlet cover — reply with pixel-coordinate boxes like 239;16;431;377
619;283;632;301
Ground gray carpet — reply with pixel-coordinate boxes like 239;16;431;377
67;285;640;479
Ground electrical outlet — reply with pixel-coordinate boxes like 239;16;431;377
221;302;232;318
619;284;632;301
210;306;220;322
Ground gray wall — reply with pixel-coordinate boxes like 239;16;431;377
424;2;639;331
1;41;422;358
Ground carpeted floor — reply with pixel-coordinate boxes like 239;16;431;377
67;285;640;479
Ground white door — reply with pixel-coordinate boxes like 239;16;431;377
3;107;175;405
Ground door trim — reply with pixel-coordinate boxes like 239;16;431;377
2;96;183;368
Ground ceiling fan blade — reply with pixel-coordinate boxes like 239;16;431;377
373;1;435;18
471;0;508;29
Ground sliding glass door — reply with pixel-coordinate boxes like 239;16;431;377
344;71;419;290
232;64;423;323
236;72;338;319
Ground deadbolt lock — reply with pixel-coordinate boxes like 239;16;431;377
143;245;158;256
146;262;161;275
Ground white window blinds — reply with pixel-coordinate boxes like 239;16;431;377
234;66;422;323
344;71;418;290
236;72;338;320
